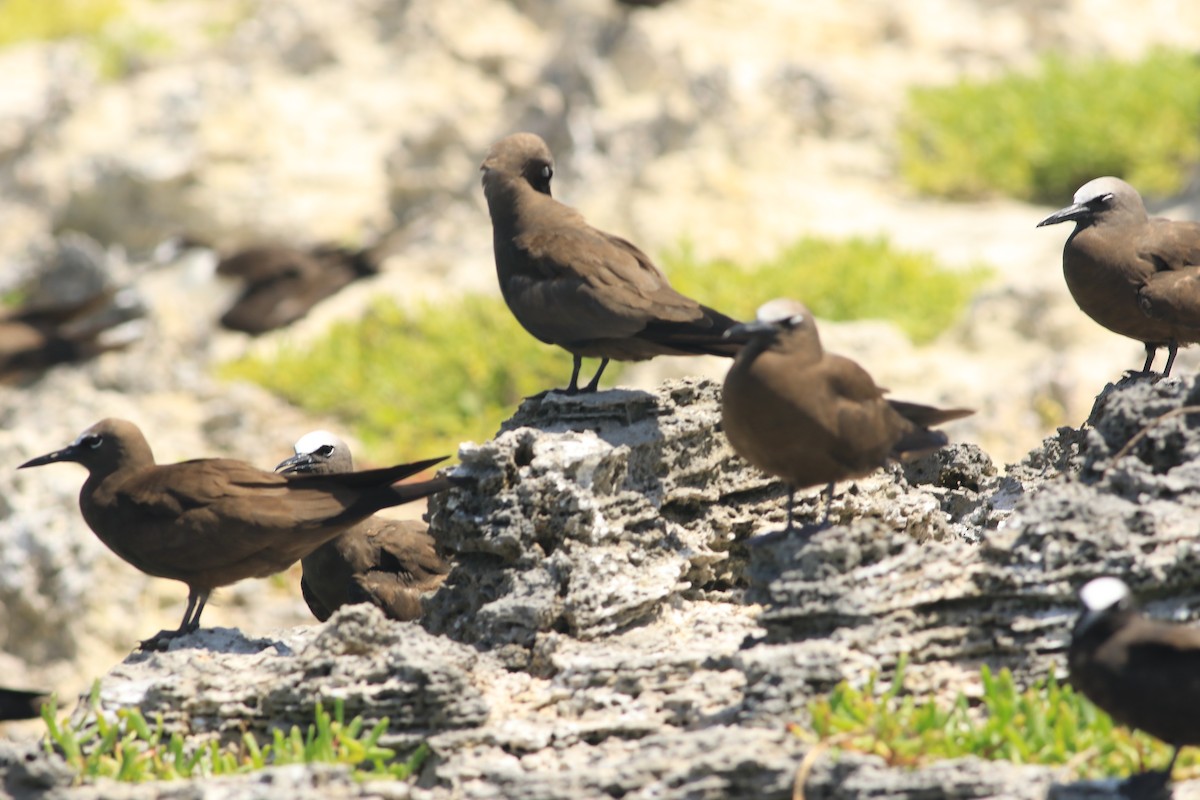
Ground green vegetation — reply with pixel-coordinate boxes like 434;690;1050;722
898;49;1200;203
223;236;987;463
42;683;428;783
221;294;587;464
664;236;990;344
0;0;125;48
800;656;1193;779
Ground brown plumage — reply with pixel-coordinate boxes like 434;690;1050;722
217;243;381;334
18;419;451;649
1;287;145;383
1069;577;1200;792
0;688;48;722
1038;176;1200;376
275;431;450;622
480;132;741;393
721;299;972;529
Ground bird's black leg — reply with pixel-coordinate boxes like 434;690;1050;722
820;482;835;526
564;356;584;394
1163;341;1179;377
138;588;208;651
785;485;795;532
1140;343;1158;374
582;358;610;393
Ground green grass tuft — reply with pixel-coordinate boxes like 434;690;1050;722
42;682;429;783
0;0;125;48
800;655;1194;779
220;295;590;464
898;49;1200;203
663;236;990;344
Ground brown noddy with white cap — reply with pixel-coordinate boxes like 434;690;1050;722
480;132;741;394
18;418;452;649
721;299;972;530
1038;176;1200;376
1070;576;1200;794
275;430;451;622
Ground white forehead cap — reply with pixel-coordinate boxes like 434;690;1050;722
1079;576;1130;612
755;298;806;324
1072;176;1127;204
293;429;342;456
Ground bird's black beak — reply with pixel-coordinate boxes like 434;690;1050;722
723;320;776;342
1037;201;1090;228
275;452;316;475
18;445;82;470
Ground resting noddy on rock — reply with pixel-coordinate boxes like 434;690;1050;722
1070;576;1200;795
18;419;452;650
1038;176;1200;376
721;299;972;531
480;132;741;393
275;430;451;623
215;242;383;335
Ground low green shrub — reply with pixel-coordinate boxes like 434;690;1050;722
898;49;1200;203
801;656;1192;779
42;683;428;783
663;236;990;344
0;0;125;48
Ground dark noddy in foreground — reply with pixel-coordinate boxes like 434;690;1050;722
721;299;972;530
275;430;451;623
18;419;452;649
1038;176;1200;376
1069;576;1200;794
480;132;741;393
0;688;49;722
216;242;382;334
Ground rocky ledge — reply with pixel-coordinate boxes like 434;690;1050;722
7;374;1200;799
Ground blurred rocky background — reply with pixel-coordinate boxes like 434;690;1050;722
3;0;1200;793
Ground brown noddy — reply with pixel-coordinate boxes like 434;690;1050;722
18;419;452;649
216;243;382;334
1;287;146;383
1069;576;1200;794
480;132;741;393
0;688;48;722
721;299;972;529
1038;176;1200;376
275;430;451;623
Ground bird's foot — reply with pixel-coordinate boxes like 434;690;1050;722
137;628;190;652
1119;768;1173;800
746;520;830;548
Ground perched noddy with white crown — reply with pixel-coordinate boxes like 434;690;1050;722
1070;576;1200;793
721;299;972;529
18;419;451;649
275;430;451;622
480;132;741;393
1038;176;1200;376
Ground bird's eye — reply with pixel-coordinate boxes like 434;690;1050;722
541;165;553;180
81;435;103;449
316;445;334;457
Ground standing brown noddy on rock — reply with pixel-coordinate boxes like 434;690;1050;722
0;688;48;722
216;242;382;334
1069;576;1200;795
275;430;451;623
721;299;972;530
18;419;452;649
1038;176;1200;376
480;132;742;393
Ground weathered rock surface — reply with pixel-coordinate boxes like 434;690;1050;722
7;374;1200;799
